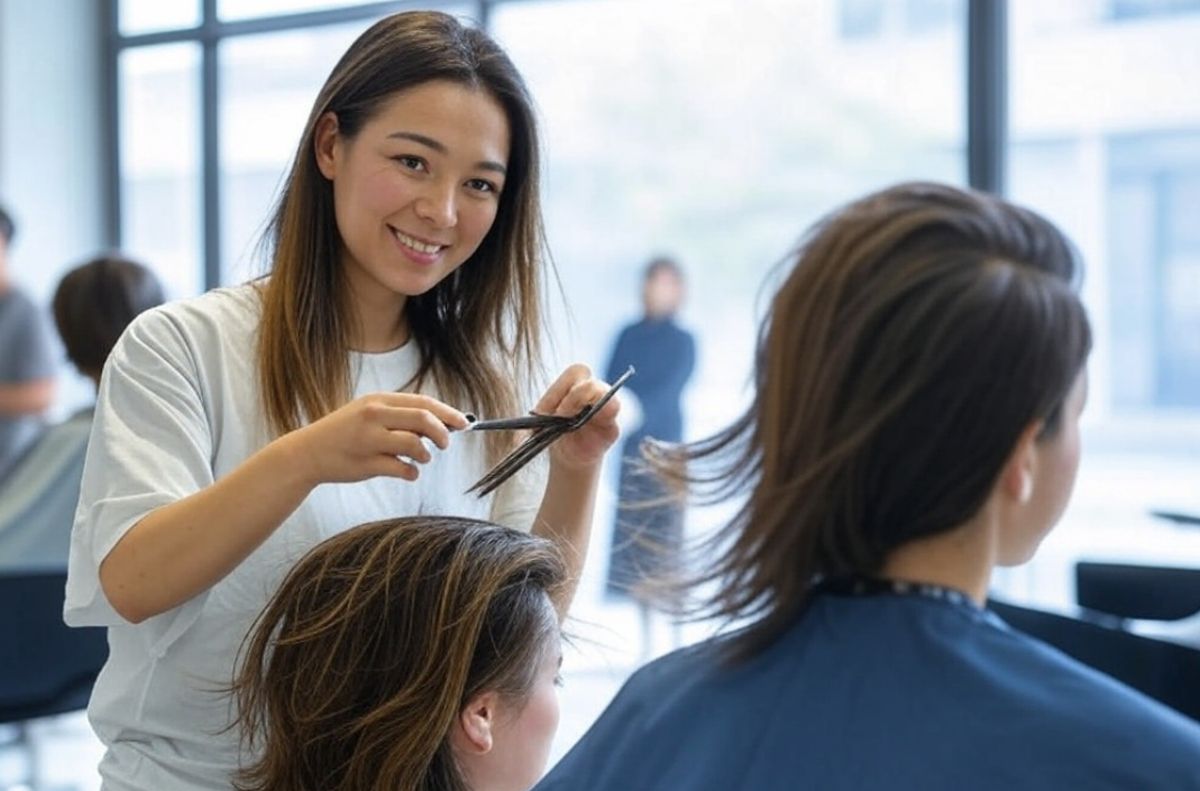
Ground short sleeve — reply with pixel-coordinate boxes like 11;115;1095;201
64;307;216;631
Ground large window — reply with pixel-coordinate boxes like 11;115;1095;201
1108;134;1200;410
492;0;964;447
218;22;369;282
119;42;203;299
1005;0;1200;606
120;0;201;35
217;0;374;20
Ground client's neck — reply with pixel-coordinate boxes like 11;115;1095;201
878;517;995;606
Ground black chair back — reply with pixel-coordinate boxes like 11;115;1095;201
1075;562;1200;622
990;598;1200;723
0;569;109;723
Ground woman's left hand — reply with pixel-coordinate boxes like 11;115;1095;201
535;364;621;473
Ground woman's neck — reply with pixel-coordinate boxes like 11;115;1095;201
878;515;996;605
350;313;409;353
344;277;409;352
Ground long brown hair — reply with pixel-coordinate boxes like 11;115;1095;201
647;181;1093;661
233;516;565;791
256;11;547;460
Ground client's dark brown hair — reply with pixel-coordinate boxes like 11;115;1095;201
646;181;1092;661
233;516;565;791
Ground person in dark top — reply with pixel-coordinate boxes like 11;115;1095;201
536;182;1200;791
0;204;55;482
603;257;696;656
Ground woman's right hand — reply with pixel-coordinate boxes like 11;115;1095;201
287;393;471;486
100;392;469;624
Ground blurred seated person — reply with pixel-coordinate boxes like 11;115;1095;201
234;516;566;791
0;204;56;481
0;254;163;570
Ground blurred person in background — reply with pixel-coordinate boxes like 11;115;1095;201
0;254;163;570
604;256;695;658
0;203;56;482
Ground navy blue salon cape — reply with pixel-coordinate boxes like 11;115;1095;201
537;593;1200;790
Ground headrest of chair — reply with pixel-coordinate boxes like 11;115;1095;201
1075;562;1200;621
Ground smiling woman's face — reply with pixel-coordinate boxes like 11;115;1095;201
314;79;511;314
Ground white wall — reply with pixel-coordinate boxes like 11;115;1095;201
0;0;107;414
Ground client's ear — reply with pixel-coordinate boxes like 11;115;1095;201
1001;421;1042;505
453;691;499;755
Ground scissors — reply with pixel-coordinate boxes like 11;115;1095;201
463;366;635;496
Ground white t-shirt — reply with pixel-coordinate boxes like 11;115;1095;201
64;285;544;791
